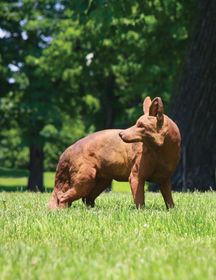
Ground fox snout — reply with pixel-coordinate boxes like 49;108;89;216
119;130;127;142
119;131;124;139
119;128;140;143
119;131;127;142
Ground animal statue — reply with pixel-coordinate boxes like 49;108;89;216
48;97;181;209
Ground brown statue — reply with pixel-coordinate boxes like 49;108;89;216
48;97;181;209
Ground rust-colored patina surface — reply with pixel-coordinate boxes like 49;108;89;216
49;97;181;209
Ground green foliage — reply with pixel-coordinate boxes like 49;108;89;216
44;117;86;170
0;129;29;169
0;192;216;279
35;0;196;128
0;0;195;170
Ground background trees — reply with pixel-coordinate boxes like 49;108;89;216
171;0;216;190
0;0;84;191
1;0;215;191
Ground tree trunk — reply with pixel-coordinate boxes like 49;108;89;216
171;0;216;191
27;145;44;192
104;74;116;129
104;74;117;191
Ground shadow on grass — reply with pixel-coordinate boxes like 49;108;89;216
0;167;29;178
0;185;27;192
64;202;167;212
0;185;53;193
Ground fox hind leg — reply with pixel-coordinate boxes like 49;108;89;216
82;179;112;207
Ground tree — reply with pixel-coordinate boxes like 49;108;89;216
171;0;216;191
56;0;195;128
0;0;81;191
0;0;195;192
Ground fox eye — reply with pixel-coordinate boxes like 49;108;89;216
137;122;145;128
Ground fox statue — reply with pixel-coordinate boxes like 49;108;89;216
48;97;181;209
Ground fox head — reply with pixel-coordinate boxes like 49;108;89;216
119;97;168;146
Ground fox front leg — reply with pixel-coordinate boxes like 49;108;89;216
160;180;174;209
129;168;145;209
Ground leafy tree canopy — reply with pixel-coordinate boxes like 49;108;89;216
0;0;195;174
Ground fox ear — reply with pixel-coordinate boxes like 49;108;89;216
143;96;152;114
149;97;164;127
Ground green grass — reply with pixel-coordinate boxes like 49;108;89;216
0;191;216;280
0;168;55;191
0;168;28;191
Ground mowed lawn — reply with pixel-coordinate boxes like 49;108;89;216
0;169;216;279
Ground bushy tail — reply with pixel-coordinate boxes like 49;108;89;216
48;189;59;209
48;158;70;209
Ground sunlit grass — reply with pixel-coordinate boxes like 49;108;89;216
112;180;130;192
44;172;55;189
0;191;216;280
0;176;27;187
